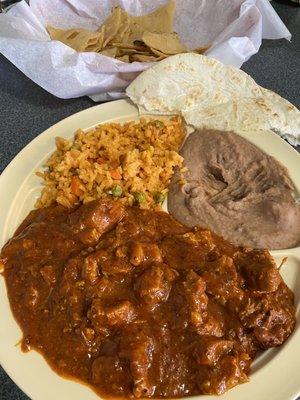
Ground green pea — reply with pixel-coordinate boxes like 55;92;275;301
133;191;146;204
151;120;164;129
111;185;122;198
154;192;166;204
71;142;81;151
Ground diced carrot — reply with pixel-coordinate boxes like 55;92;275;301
67;193;78;205
71;176;84;196
110;169;122;180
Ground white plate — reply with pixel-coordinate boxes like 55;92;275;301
0;99;300;400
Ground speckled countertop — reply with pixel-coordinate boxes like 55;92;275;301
0;2;299;400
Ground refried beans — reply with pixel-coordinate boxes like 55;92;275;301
168;130;300;249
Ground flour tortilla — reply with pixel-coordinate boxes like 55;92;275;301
126;53;300;146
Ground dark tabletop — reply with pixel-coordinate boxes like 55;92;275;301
0;2;300;400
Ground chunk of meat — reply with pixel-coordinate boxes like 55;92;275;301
106;301;136;326
154;211;190;237
197;315;224;337
87;276;111;300
69;200;125;244
134;264;177;308
130;243;162;266
82;248;132;279
226;324;258;357
239;284;295;348
77;228;100;246
197;353;250;395
116;208;188;242
89;299;136;334
116;219;141;239
183;271;208;329
195;337;234;366
92;356;131;395
115;245;128;258
201;255;243;305
236;249;281;293
101;254;133;276
82;255;99;285
196;302;225;337
160;236;206;271
254;307;294;347
183;229;216;253
60;258;80;295
116;209;157;240
119;325;155;398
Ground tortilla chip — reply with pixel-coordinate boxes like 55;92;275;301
114;9;131;44
131;0;175;35
117;55;130;62
85;28;106;52
142;32;187;55
47;26;101;52
116;47;152;56
112;42;148;51
149;47;169;59
130;54;163;62
96;25;106;50
99;47;118;57
101;6;122;47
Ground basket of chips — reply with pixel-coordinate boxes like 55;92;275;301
0;0;291;101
